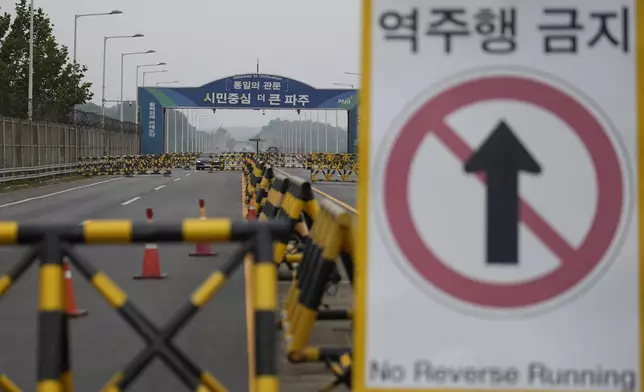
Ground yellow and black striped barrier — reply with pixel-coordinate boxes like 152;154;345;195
77;152;358;182
242;158;355;391
78;153;200;177
282;200;354;391
0;219;287;392
307;153;358;183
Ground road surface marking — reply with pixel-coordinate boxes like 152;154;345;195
174;178;181;182
0;177;123;209
154;185;166;191
121;197;141;206
311;187;358;214
186;173;191;176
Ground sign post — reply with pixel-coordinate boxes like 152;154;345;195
249;138;261;154
355;1;643;391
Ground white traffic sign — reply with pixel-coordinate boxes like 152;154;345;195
355;0;642;391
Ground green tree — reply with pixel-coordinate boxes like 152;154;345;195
0;0;92;120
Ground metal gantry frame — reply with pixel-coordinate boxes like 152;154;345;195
0;219;287;392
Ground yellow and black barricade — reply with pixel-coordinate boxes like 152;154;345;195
255;166;274;216
259;173;290;222
0;219;287;392
281;201;351;364
271;176;319;266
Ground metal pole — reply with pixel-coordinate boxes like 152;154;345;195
297;116;300;153
101;36;108;126
120;53;125;123
73;15;79;63
28;0;34;121
181;110;184;153
135;66;139;127
336;111;339;153
316;110;320;152
310;112;313;152
325;110;328;152
164;108;168;153
174;110;177;152
290;122;293;153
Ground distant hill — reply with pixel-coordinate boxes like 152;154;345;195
254;118;348;153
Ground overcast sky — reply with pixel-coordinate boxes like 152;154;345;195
3;0;360;128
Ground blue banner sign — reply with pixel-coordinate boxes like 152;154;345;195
138;73;359;154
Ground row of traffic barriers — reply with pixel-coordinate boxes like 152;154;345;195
243;156;354;391
76;152;358;182
307;153;358;183
250;152;359;182
0;216;288;392
77;153;200;176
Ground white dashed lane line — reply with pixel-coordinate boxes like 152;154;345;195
154;185;166;191
186;173;191;176
174;178;181;182
0;177;123;209
121;196;141;206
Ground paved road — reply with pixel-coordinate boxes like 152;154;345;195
279;168;357;210
0;170;249;392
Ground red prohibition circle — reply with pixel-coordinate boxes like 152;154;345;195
384;76;624;308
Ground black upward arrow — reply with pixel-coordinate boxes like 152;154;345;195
464;121;542;265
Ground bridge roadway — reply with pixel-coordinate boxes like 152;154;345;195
0;169;357;391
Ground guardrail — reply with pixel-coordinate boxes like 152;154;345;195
0;163;82;185
0;152;360;187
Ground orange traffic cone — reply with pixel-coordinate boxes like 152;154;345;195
247;205;257;221
190;199;218;257
134;208;168;279
63;258;88;318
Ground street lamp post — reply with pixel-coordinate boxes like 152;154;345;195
120;50;155;123
28;0;34;121
101;34;144;128
156;80;179;86
142;70;168;87
332;82;355;89
73;10;123;63
134;62;166;126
